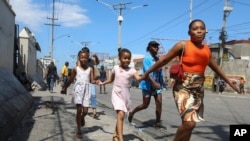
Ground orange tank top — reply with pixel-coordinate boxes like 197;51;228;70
182;40;211;74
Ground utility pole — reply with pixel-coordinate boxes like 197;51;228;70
219;0;233;67
96;0;148;50
81;41;91;48
112;2;132;50
215;0;233;93
45;0;60;61
189;0;193;23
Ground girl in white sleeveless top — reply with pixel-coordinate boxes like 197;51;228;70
61;49;96;139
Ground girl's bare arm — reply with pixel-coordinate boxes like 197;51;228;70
90;67;96;84
100;73;115;85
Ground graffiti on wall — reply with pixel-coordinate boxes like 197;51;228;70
204;75;214;89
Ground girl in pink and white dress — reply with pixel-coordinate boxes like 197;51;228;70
99;48;142;141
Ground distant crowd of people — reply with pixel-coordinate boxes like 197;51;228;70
213;76;246;95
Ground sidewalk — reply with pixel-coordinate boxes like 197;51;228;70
8;85;152;141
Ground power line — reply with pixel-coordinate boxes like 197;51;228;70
123;0;221;48
231;0;250;7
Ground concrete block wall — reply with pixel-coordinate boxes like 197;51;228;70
0;68;33;141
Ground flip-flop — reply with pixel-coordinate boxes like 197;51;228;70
93;114;100;120
154;124;167;130
113;135;119;141
76;132;82;139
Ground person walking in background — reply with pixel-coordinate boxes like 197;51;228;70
218;78;226;94
99;65;107;94
46;61;58;93
61;49;97;139
61;61;69;94
164;77;169;90
239;77;246;94
128;41;164;129
81;47;100;119
139;19;239;141
213;77;218;92
98;48;142;141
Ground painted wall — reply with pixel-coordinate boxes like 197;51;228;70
0;0;15;72
19;28;38;76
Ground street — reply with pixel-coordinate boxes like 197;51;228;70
96;84;250;141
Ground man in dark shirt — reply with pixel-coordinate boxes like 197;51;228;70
99;65;107;94
46;61;58;93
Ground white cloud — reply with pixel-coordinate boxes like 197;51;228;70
9;0;46;31
55;2;91;27
9;0;90;31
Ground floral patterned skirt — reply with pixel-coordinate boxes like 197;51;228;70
173;72;205;122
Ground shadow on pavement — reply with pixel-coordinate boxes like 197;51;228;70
9;96;92;141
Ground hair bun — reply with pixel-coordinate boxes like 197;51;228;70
118;47;122;53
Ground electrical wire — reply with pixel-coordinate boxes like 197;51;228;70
123;0;221;48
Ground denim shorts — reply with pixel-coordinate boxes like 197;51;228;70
142;89;162;98
90;84;97;108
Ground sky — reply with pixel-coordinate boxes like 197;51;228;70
9;0;250;68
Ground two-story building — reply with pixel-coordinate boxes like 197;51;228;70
18;27;41;76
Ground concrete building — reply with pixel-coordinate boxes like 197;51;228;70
0;0;16;73
226;40;250;59
209;40;250;61
18;27;41;76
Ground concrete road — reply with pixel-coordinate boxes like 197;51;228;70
96;84;250;141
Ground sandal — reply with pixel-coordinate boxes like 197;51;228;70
113;135;119;141
76;132;82;139
93;113;100;118
154;123;166;130
81;117;85;127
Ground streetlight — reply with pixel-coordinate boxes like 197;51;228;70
96;0;148;50
50;34;70;61
55;34;70;40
